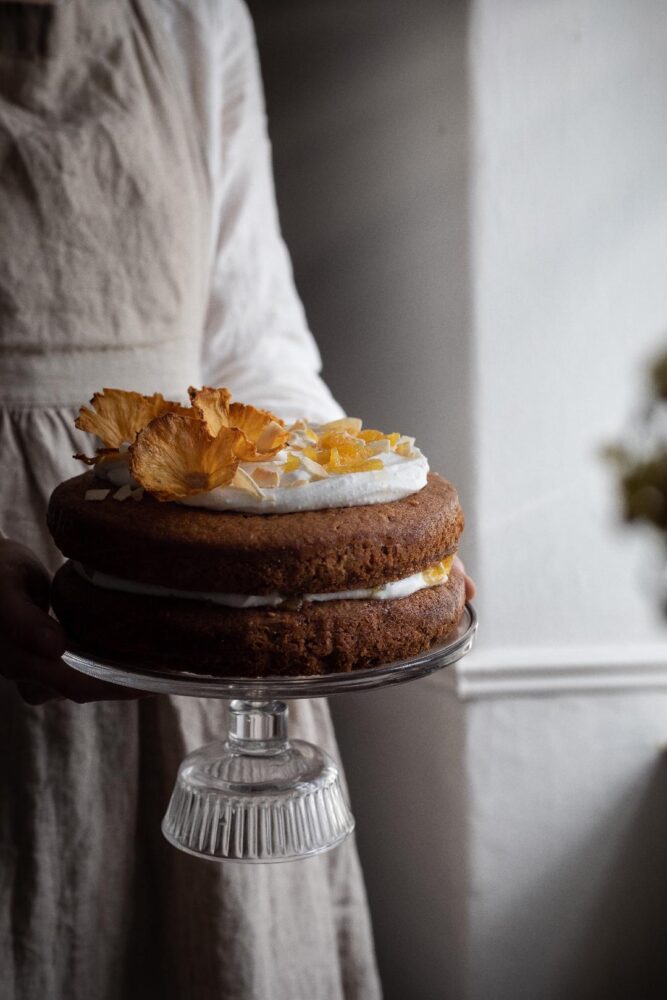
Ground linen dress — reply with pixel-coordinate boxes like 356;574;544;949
0;2;381;998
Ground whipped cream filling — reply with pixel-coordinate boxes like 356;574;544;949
72;560;450;608
97;437;429;514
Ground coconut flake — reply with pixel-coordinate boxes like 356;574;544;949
300;456;329;480
85;489;110;501
232;467;264;497
113;483;134;502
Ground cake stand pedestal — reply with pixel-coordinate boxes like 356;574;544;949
63;604;477;863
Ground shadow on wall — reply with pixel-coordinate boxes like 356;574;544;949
562;755;667;1000
248;3;473;998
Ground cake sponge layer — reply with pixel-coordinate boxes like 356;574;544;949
52;559;466;677
47;472;463;595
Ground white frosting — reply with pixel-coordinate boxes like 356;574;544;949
181;449;428;513
97;438;429;514
72;561;448;607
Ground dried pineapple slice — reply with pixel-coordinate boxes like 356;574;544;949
189;388;288;461
129;413;243;501
75;389;188;450
228;402;288;461
188;386;232;436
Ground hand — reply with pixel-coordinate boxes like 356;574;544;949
453;555;476;602
0;539;147;705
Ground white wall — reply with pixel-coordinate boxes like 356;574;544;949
470;0;667;654
463;2;667;998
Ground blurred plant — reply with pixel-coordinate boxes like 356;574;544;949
606;349;667;532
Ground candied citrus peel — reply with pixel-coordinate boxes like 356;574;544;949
129;412;244;501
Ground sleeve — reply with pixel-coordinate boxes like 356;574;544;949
199;0;344;425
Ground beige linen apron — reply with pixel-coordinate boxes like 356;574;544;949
0;3;380;998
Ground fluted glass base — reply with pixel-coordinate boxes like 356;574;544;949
161;700;354;862
64;606;477;862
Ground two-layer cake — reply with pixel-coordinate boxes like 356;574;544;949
47;387;466;676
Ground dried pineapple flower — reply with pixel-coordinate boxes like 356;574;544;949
188;386;288;461
227;402;288;461
129;412;243;501
188;386;232;436
75;388;188;449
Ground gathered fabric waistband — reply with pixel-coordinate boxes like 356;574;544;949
0;342;202;408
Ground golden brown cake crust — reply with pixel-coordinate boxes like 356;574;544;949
52;560;466;677
47;472;464;595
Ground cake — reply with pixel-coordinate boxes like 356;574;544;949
47;387;466;676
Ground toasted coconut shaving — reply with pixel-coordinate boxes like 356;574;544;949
129;413;243;501
231;467;264;497
112;484;134;502
75;389;188;449
188;386;232;436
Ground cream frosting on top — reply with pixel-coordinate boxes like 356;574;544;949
97;421;429;514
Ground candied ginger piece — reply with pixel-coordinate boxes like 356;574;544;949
423;555;455;585
318;431;363;450
282;453;301;473
304;446;330;465
359;429;385;442
325;444;374;470
318;417;363;436
326;458;384;475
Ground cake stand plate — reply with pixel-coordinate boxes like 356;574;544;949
64;604;477;863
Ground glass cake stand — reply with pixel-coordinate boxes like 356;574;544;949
63;604;477;864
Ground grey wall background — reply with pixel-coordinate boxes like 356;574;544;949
248;0;472;512
247;4;472;997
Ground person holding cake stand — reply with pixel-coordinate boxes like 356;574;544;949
0;2;475;998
